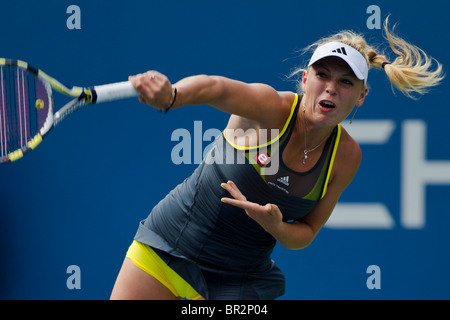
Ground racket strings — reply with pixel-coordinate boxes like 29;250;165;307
17;68;29;149
0;65;37;159
0;62;52;162
0;65;9;159
0;66;5;158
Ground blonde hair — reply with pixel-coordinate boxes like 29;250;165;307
291;16;444;99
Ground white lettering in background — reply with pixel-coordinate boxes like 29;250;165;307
326;120;450;229
401;121;450;228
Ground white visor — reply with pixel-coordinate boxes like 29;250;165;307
308;41;368;83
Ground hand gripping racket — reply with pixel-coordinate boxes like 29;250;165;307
0;58;138;164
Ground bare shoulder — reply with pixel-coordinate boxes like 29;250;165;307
278;91;298;111
227;89;297;132
258;90;297;130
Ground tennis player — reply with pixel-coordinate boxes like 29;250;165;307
110;18;443;300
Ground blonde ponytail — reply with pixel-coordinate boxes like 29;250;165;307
375;16;444;98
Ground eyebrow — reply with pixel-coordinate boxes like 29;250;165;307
313;63;357;79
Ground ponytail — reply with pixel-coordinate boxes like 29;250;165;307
368;16;444;98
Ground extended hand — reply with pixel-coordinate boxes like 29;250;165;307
220;180;282;233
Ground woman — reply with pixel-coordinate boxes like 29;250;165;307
110;18;443;300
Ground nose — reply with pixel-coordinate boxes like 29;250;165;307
326;80;337;96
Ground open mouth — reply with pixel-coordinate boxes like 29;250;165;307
319;100;336;111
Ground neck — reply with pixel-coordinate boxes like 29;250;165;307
299;99;334;150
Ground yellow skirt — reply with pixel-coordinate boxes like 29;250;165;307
126;240;202;300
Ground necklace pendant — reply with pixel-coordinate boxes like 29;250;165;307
302;151;308;165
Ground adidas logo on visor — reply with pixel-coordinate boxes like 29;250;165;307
332;47;347;55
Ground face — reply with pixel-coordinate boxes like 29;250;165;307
301;56;368;126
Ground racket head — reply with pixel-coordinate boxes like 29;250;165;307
0;59;54;164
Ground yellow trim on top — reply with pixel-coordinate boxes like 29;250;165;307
320;124;341;199
223;93;299;150
28;134;43;150
17;60;28;69
8;149;24;162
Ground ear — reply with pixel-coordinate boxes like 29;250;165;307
301;70;308;93
356;85;369;107
302;71;308;90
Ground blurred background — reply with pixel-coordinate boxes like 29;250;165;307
0;0;449;299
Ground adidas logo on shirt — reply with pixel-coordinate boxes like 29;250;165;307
277;176;289;186
332;47;347;55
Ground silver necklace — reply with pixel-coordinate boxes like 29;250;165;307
302;105;329;165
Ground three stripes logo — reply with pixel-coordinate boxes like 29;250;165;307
277;176;289;186
332;47;347;55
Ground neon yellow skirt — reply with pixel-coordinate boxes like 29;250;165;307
126;240;202;300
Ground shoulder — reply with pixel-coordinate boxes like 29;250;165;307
257;90;297;130
226;90;297;132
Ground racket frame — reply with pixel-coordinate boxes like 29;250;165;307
0;58;137;163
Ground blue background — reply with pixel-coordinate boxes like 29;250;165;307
0;0;449;300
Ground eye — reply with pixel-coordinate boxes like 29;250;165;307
342;79;354;86
317;71;328;78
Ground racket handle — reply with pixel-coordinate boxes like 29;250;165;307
93;81;138;104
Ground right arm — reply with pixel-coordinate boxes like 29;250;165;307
129;71;293;129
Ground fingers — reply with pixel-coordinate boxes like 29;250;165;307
264;203;274;215
220;193;259;209
220;180;273;214
129;71;172;109
220;181;246;201
129;71;164;85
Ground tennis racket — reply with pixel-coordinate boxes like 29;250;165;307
0;58;138;164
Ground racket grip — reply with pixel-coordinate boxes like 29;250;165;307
93;81;138;104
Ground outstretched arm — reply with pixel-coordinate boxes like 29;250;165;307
129;71;291;128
